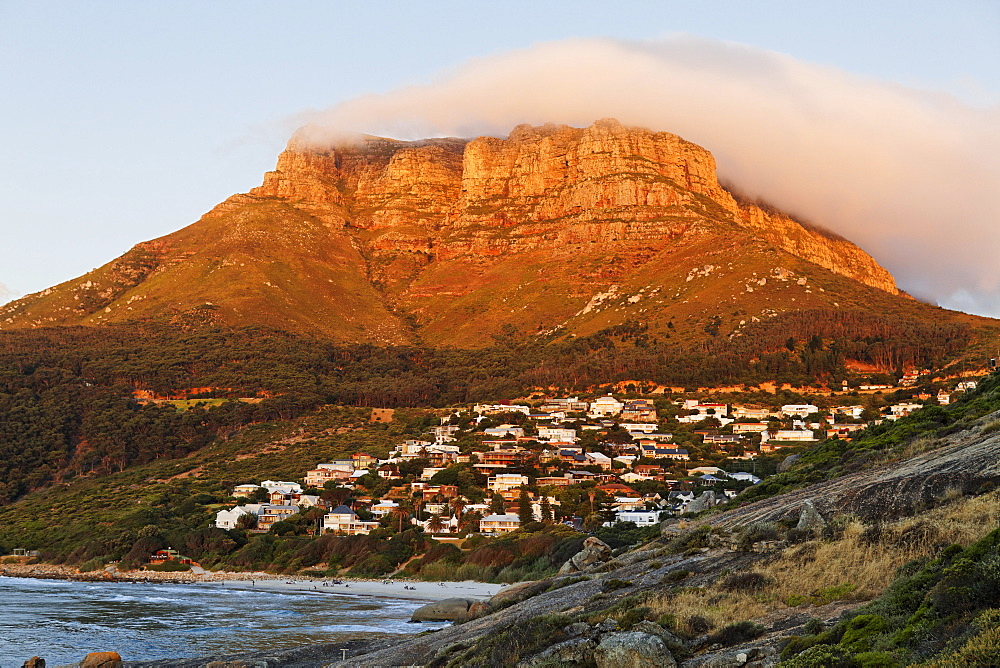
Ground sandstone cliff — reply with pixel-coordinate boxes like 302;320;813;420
1;119;912;345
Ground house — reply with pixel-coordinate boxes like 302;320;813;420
731;406;774;420
586;451;613;470
377;464;401;479
215;504;263;529
479;513;521;534
484;425;525;438
728;472;761;484
260;480;303;495
621;422;657;434
887;403;923;419
474;403;532;416
370;500;399;518
430;426;460;444
256;504;299;531
305;464;354;488
732;422;769;434
352;452;379;468
640;444;690;460
764;430;818;442
232;484;261;498
589;395;624;417
421;484;459;501
703;434;742;446
542;397;590;412
295;494;327;509
610;510;661;526
687;466;724;476
621;399;658;422
536;474;574;487
937;391;952;405
323;505;380;535
478;448;532;469
487;473;530;493
538;427;578;442
148;549;195;565
780;404;819;418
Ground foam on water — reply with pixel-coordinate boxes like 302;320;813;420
0;576;430;667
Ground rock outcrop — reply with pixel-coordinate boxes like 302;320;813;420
0;119;912;346
558;536;614;574
410;597;483;622
594;631;677;668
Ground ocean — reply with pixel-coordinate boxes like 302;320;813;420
0;576;440;666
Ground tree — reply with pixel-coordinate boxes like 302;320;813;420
426;514;445;534
450;497;466;521
517;488;533;524
490;492;506;515
540;495;553;523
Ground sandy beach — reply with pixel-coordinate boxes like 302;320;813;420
1;562;498;602
218;575;500;601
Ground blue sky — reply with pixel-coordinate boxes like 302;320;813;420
1;1;998;312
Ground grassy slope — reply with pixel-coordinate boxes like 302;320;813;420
0;404;425;557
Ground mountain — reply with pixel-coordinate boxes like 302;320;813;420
0;119;979;348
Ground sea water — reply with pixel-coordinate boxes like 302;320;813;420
0;576;441;666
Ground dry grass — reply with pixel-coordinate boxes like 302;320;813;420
647;491;1000;636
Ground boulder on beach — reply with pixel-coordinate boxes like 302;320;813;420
21;658;44;668
410;597;480;622
80;652;122;668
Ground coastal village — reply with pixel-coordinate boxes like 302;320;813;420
213;377;981;540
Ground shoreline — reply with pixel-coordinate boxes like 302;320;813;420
0;562;500;602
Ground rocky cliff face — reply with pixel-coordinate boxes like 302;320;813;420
1;119;909;344
250;118;898;294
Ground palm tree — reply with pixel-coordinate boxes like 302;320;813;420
450;497;466;521
427;514;445;534
390;504;409;533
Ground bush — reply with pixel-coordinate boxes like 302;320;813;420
707;621;766;646
602;578;633;593
661;569;690;584
720;571;775;592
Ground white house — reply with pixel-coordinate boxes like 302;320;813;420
260;480;303;495
764;429;818;442
479;513;521;534
214;504;263;529
621;423;657;434
484;425;525;438
488;473;530;493
370;500;399;518
589;395;624;417
780;404;819;418
537;427;578;442
232;484;261;498
609;510;662;526
323;505;380;535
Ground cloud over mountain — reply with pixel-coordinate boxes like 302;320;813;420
299;36;1000;317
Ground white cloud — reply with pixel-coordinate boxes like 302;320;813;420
298;35;1000;317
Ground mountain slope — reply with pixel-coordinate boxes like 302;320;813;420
0;119;964;348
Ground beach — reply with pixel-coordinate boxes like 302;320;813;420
0;562;497;602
